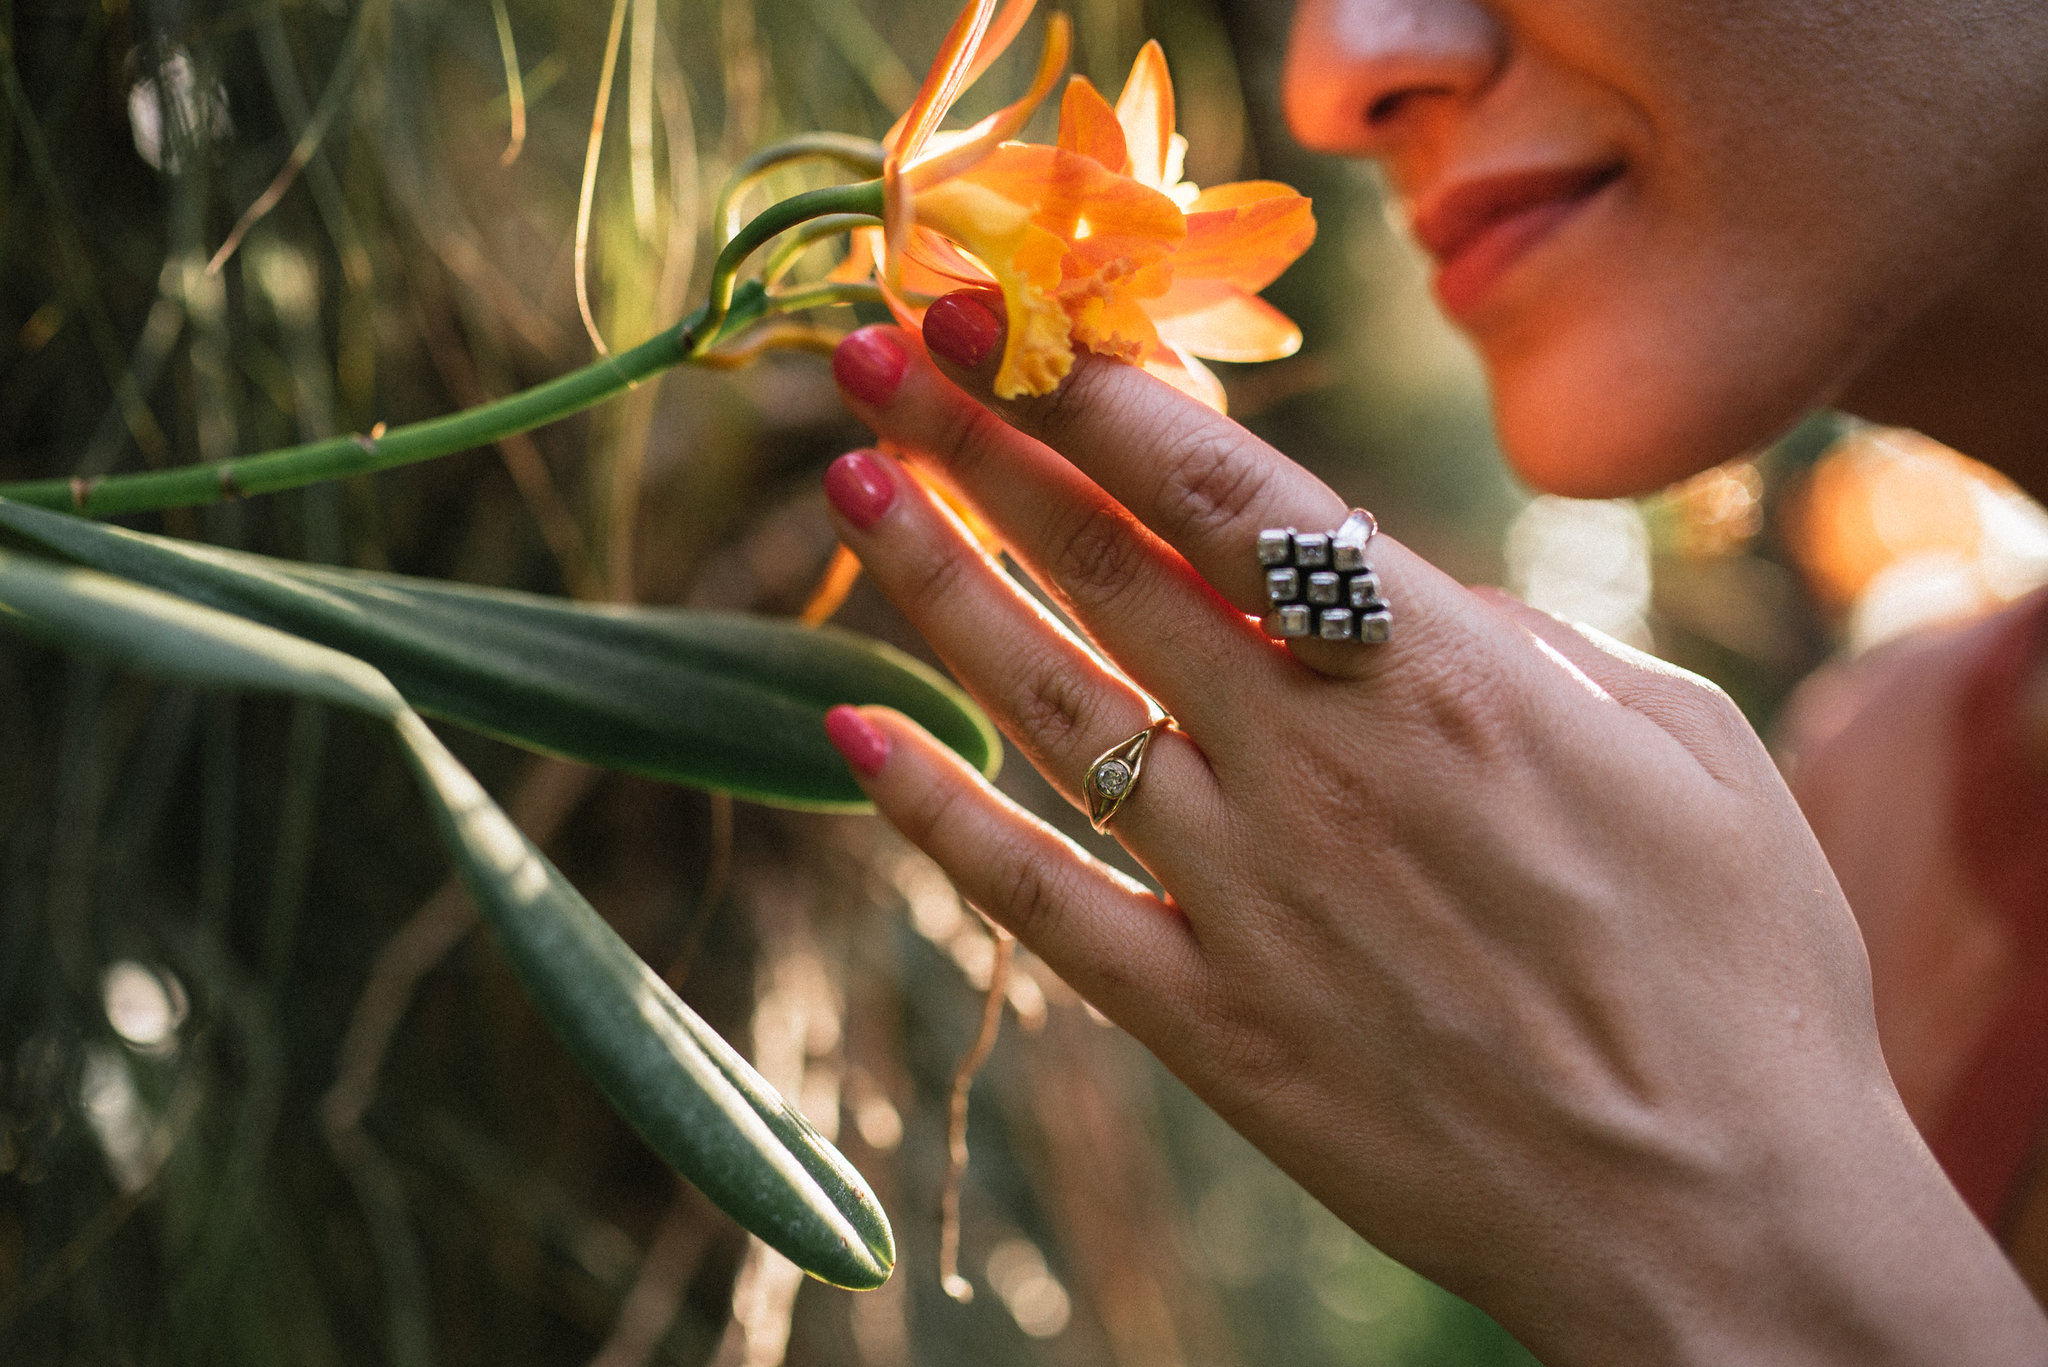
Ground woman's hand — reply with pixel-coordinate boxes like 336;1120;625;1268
820;292;2048;1366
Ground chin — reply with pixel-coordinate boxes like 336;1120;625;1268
1493;393;1730;499
1479;307;1819;500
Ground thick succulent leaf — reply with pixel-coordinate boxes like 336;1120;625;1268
0;498;997;810
0;548;895;1288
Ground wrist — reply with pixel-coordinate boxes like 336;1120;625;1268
1538;1089;2048;1367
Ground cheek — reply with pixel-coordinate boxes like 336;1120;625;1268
1477;127;1998;498
1469;3;2048;498
1476;197;1848;498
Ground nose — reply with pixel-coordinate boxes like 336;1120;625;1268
1282;0;1504;155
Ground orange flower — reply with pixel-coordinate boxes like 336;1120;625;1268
1057;42;1316;410
839;0;1312;409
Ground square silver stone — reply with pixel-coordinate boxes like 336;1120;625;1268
1347;572;1383;609
1358;609;1393;644
1257;530;1293;567
1317;608;1356;640
1292;533;1330;569
1266;567;1301;604
1330;510;1375;572
1265;604;1311;638
1305;571;1341;606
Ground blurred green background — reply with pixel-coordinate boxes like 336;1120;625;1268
0;0;1873;1362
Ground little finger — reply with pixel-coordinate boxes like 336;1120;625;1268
824;704;1209;1034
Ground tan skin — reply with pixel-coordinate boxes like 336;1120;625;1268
816;1;2048;1361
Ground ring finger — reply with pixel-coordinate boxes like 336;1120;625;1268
822;446;1225;868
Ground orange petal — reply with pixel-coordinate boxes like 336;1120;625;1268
896;0;997;164
905;14;1071;190
960;0;1039;90
1063;284;1162;363
1150;287;1301;363
1057;76;1130;174
1173;192;1316;293
1187;180;1301;213
881;0;1037;155
901;226;995;291
1114;39;1175;190
800;544;864;625
912;174;1074;398
1143;344;1227;413
828;225;883;283
957;144;1183;256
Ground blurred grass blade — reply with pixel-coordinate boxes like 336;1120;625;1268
0;547;897;1289
0;498;999;809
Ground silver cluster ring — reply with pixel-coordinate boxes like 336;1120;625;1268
1258;509;1393;643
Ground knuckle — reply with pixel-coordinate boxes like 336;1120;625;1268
1005;652;1109;760
1026;357;1125;450
900;770;973;852
1154;426;1270;543
1368;646;1522;771
1197;1006;1302;1124
934;400;1013;483
1047;502;1145;606
899;531;974;611
987;834;1068;943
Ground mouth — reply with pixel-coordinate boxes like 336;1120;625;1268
1413;162;1625;320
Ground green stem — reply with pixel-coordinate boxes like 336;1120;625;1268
687;180;884;357
1;328;684;517
763;213;883;286
713;133;886;241
0;182;884;519
765;281;885;314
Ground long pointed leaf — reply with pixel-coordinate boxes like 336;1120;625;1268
0;548;895;1288
0;498;997;810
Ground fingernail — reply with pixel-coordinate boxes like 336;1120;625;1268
825;705;891;777
924;290;1002;368
824;450;896;530
832;326;909;406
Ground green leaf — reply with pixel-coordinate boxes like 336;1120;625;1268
0;498;997;809
0;548;896;1289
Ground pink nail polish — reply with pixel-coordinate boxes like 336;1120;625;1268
825;705;890;777
923;290;1003;369
832;326;909;406
824;450;896;529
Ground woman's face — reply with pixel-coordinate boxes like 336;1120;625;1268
1283;0;2048;496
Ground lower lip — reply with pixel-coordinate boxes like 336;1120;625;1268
1432;182;1614;321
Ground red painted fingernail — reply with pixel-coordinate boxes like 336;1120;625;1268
832;326;909;406
825;705;891;777
824;450;896;530
924;290;1002;368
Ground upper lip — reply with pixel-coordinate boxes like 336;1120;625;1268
1412;162;1625;265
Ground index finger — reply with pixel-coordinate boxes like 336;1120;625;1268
913;290;1470;667
921;291;1344;616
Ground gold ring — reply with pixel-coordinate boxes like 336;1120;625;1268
1084;717;1169;834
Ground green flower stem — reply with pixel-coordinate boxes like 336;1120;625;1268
688;181;885;359
766;281;887;315
714;133;887;241
763;213;884;286
0;183;886;519
0;327;687;517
